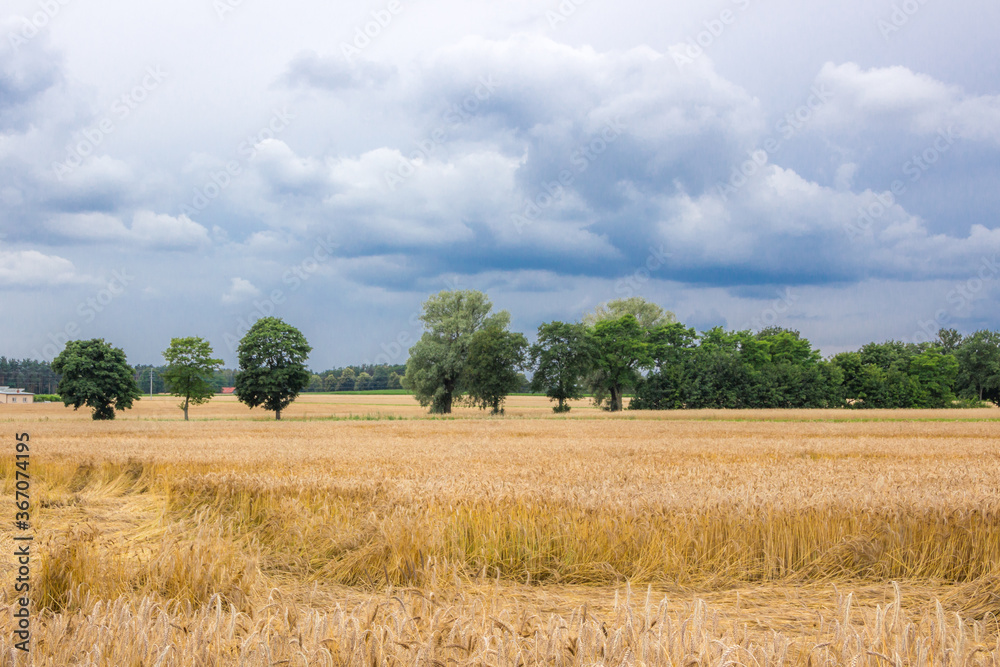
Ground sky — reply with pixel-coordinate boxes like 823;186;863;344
2;0;999;369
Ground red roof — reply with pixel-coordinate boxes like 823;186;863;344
221;387;235;394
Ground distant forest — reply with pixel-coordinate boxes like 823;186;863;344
0;359;418;395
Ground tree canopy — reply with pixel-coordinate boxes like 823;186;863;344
162;337;223;420
403;290;509;413
234;317;311;420
582;297;676;330
51;339;142;420
530;321;593;412
463;325;528;414
587;315;650;411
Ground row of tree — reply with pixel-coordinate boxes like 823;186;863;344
130;364;410;394
51;319;312;420
402;291;1000;413
31;290;1000;419
304;365;407;392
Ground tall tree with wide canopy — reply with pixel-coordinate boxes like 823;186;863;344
529;321;593;412
403;290;509;413
464;325;528;415
234;317;311;420
162;337;223;420
630;322;698;410
586;315;650;411
51;339;142;420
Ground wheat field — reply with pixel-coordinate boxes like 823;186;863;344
1;395;999;665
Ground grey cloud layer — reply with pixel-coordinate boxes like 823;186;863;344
1;4;998;365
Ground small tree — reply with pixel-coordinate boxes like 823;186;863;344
162;337;223;420
52;339;142;420
463;326;528;415
234;317;311;420
336;368;356;391
354;372;373;391
529;321;593;412
387;372;403;389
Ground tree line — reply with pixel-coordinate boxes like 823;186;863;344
401;291;1000;413
0;358;61;394
131;363;410;394
20;289;1000;420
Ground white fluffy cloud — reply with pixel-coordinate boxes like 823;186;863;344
0;248;89;286
221;277;261;304
813;62;1000;142
45;211;211;250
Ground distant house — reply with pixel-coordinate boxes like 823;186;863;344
0;387;33;404
221;387;235;394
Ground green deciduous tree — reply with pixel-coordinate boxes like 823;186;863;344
907;347;959;407
336;368;355;391
936;328;964;353
463;326;528;415
955;330;1000;404
387;372;403;389
403;290;509;413
51;339;142;420
354;372;372;391
529;321;593;412
586;315;650;411
582;297;676;330
234;317;311;420
630;322;697;410
161;337;223;420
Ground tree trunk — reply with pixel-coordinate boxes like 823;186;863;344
183;396;189;421
609;386;623;412
275;408;282;420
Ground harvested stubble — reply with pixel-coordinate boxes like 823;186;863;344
0;400;998;664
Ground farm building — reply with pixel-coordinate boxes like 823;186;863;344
0;387;33;404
